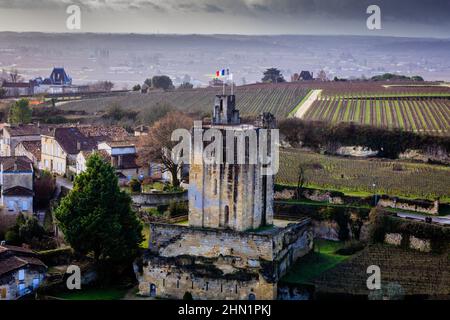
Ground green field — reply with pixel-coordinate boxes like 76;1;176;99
303;97;450;135
61;85;310;118
282;240;349;284
277;149;450;202
55;287;128;300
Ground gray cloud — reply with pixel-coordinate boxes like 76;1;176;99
0;0;449;36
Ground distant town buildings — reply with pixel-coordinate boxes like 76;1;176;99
291;71;314;82
1;67;86;97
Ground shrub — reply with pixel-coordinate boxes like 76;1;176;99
167;201;188;217
5;230;20;244
5;214;51;249
37;247;74;266
145;208;163;217
183;292;193;300
129;179;142;193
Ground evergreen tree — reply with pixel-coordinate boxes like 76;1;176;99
8;98;32;124
54;153;143;264
261;68;285;83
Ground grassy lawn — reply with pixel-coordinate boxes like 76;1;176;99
142;182;165;193
277;198;371;210
141;224;150;248
55;287;128;300
282;240;349;285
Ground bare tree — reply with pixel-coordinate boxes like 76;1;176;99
317;70;327;82
296;165;306;200
138;111;194;187
9;68;22;83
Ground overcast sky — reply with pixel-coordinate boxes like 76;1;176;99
0;0;449;38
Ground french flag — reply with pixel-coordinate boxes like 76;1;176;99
216;69;230;78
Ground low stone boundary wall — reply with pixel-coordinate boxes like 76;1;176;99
131;191;187;207
384;232;431;252
378;197;439;215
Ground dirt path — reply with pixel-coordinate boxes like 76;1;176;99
293;89;322;119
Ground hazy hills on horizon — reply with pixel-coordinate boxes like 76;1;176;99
1;32;450;86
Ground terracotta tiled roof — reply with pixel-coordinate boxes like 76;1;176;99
2;82;33;88
105;141;136;148
0;156;33;171
77;125;129;141
0;245;47;277
53;127;97;155
19;141;41;161
3;124;49;137
0;245;34;256
81;150;138;169
2;186;34;197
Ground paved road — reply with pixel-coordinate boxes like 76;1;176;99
53;177;74;199
293;89;322;119
397;212;450;225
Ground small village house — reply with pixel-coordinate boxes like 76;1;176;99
14;141;41;169
42;126;130;177
1;124;45;157
77;141;144;182
0;157;34;215
41;127;95;176
134;125;149;137
0;244;47;300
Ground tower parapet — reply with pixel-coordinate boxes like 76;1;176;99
213;95;240;125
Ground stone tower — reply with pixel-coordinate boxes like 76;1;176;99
212;95;240;125
188;95;274;232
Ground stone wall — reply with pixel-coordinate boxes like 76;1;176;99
278;283;313;300
131;191;187;207
148;223;274;264
384;232;431;252
274;188;344;205
138;219;313;300
271;223;314;278
0;267;45;300
136;257;276;300
312;220;340;241
378;198;439;215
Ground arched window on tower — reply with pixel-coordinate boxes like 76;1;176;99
224;205;230;227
